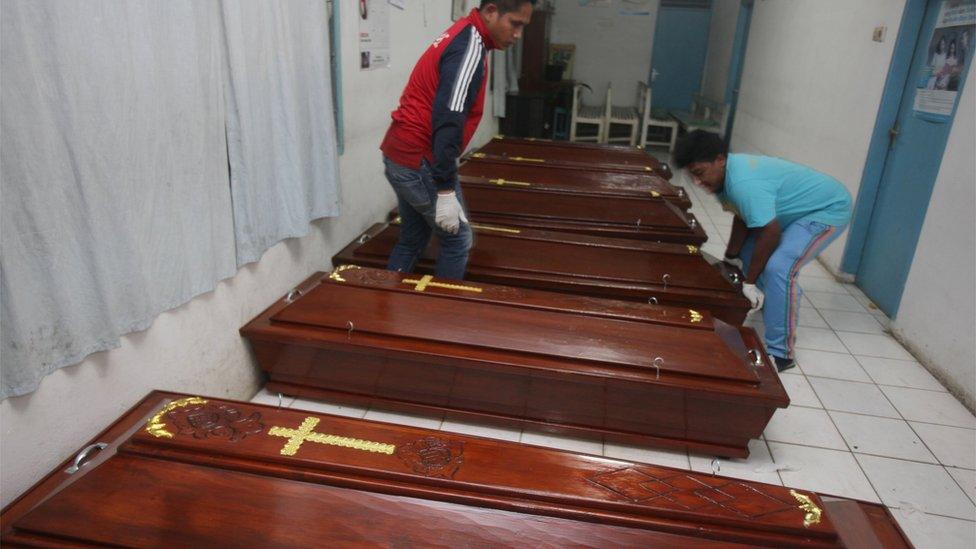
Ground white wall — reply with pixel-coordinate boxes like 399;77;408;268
550;0;659;107
729;0;906;271
0;1;498;508
700;0;740;103
893;68;976;410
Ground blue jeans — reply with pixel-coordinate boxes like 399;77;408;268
383;156;472;280
740;217;846;359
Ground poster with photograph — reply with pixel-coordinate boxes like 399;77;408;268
359;0;391;71
548;44;576;79
914;0;975;119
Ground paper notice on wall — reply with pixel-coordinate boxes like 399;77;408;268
359;0;391;70
913;0;975;120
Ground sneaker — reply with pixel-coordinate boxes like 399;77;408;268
773;356;796;373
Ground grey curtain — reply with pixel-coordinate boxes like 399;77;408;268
221;0;340;266
1;0;340;399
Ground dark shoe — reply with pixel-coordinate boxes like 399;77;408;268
773;356;796;372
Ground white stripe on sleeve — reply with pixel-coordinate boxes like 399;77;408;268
449;27;483;112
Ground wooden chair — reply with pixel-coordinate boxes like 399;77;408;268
569;83;607;143
670;94;729;139
606;84;641;146
639;82;679;152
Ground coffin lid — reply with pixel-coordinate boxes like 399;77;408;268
269;266;760;385
5;392;884;546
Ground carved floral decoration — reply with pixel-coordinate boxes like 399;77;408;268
396;436;464;479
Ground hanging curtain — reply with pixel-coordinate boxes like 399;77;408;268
220;0;340;266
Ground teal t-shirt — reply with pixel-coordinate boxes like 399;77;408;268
717;154;852;229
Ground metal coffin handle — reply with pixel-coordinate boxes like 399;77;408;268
65;443;108;474
286;288;304;302
662;273;671;290
647;296;658;305
748;349;763;367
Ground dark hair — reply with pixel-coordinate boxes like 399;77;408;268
673;130;728;168
480;0;536;14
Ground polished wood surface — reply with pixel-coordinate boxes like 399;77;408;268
460;155;692;209
460;176;707;244
3;391;912;547
473;136;674;179
242;266;785;457
334;221;751;324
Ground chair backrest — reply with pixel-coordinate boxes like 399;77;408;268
572;84;582;113
637;81;650;119
603;85;613;121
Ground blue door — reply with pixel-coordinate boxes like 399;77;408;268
855;0;974;316
649;1;713;111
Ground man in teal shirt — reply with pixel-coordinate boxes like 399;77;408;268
674;131;852;371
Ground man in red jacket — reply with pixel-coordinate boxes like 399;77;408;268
380;0;534;280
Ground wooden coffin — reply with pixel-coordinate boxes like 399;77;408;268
471;136;674;179
242;265;786;457
460;154;693;210
335;221;751;324
2;391;912;547
459;175;707;244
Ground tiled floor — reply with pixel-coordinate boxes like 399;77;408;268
252;157;976;548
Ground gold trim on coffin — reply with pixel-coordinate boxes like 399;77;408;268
651;191;661;197
687;245;699;254
329;264;360;283
269;417;395;456
402;275;483;293
790;490;823;527
688;310;703;323
470;223;521;234
146;397;209;438
488;178;532;187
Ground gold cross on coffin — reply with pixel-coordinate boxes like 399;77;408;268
400;275;483;293
268;417;395;456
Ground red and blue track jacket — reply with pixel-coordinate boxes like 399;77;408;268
380;9;497;191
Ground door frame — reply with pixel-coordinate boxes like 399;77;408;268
841;0;928;275
723;0;755;144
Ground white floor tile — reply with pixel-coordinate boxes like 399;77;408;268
910;423;976;469
764;406;848;450
796;307;830;329
806;291;868;312
856;454;976;520
947;467;976;505
249;388;295;408
290;397;369;419
794;327;849;353
830;412;936;462
808;377;900;418
856;356;947;392
837;331;916;361
363;408;443;429
795;349;873;382
798;275;850;294
802;260;833;279
819;310;886;334
689;439;783;485
778;373;821;407
769;442;880;502
603;442;690;470
882;386;976;428
889;507;976;549
520;429;604;456
439;418;521;442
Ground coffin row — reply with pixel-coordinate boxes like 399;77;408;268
335;221;751;325
242;266;785;457
459;174;707;245
2;391;911;547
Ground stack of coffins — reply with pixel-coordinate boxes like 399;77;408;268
242;265;784;457
457;175;706;244
471;136;675;180
2;391;912;546
460;152;692;210
335;221;750;324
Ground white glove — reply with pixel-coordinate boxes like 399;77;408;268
743;283;765;311
435;190;468;234
724;256;744;270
